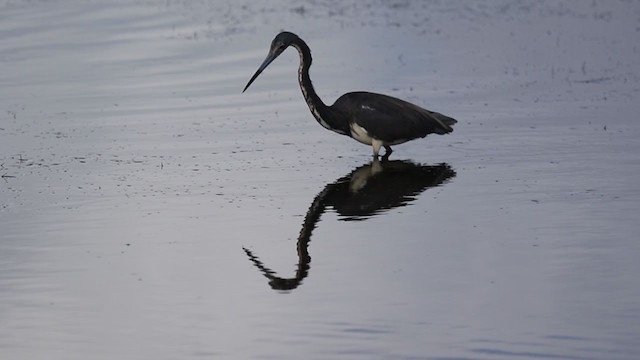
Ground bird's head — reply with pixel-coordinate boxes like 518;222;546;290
243;32;299;93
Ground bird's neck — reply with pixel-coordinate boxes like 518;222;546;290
292;39;349;136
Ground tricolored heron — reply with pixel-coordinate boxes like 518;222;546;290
243;31;457;158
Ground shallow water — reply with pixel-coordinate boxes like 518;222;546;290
1;1;640;359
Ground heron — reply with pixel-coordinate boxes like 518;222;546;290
243;31;457;158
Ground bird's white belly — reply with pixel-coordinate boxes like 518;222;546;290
349;122;410;146
350;123;374;145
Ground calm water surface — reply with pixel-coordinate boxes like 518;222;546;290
1;1;640;359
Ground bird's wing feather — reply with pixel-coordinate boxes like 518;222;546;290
331;92;455;142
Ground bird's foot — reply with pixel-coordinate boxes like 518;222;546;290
372;144;392;161
381;145;393;162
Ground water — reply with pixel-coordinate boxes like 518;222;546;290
1;1;640;359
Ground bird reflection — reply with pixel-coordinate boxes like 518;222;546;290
243;159;456;291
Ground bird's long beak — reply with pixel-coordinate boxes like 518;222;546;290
242;50;280;93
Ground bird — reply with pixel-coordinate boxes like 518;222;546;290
243;31;457;159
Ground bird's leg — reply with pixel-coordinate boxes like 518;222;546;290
382;145;393;161
371;139;383;158
378;145;393;161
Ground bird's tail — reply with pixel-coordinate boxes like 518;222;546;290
429;111;457;134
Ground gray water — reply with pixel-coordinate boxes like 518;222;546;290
1;1;640;359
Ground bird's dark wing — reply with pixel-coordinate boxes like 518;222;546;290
331;92;456;142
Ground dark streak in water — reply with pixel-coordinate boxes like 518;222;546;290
471;348;596;360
